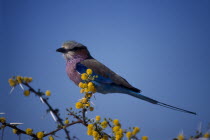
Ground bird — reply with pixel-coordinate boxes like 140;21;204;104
56;41;196;115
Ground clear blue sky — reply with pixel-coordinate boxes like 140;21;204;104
1;0;210;140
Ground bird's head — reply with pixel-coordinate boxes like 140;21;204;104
56;41;91;60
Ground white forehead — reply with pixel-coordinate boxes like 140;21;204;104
62;41;84;49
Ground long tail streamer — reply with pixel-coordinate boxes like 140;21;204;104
128;92;196;115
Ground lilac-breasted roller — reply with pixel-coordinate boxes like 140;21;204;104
56;41;196;115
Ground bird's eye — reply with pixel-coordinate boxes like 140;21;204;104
73;47;80;51
68;46;86;52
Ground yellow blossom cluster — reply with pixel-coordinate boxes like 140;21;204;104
24;90;30;96
112;119;124;140
12;129;18;134
86;116;110;140
0;117;6;123
64;119;69;124
79;69;97;94
75;97;94;111
36;131;44;139
177;134;184;140
26;128;33;135
45;90;51;96
87;123;108;140
203;132;210;138
8;76;32;87
95;116;101;122
100;121;108;129
48;136;54;140
126;127;141;140
85;115;142;140
142;136;149;140
75;69;97;111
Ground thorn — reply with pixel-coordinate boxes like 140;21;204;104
93;94;96;100
19;83;24;90
9;87;15;94
90;101;95;106
179;129;184;135
10;123;24;125
50;111;57;122
40;97;45;104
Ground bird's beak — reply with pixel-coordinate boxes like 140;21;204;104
56;48;66;53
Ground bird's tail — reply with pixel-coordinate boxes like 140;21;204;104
127;92;196;115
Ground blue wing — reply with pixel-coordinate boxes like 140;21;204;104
76;62;113;83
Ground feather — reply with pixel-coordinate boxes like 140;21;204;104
76;58;141;93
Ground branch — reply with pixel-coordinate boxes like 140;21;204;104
1;122;37;138
44;120;82;137
23;83;71;140
82;109;87;126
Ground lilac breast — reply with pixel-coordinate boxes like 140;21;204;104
66;58;84;86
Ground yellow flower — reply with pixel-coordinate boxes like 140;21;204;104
115;134;122;140
84;88;89;93
87;93;93;98
95;116;101;121
75;102;83;109
142;136;148;140
118;129;123;134
88;82;94;87
48;136;54;140
126;131;132;139
1;125;6;128
92;131;99;138
87;124;94;129
113;119;119;126
23;77;29;83
101;121;108;128
36;131;44;139
0;117;6;123
81;73;88;80
45;90;51;96
86;69;93;75
101;135;108;140
28;77;33;83
78;82;83;88
24;90;30;96
88;85;95;92
87;129;93;135
204;133;210;138
26;128;33;135
177;134;184;140
16;76;22;83
64;119;69;124
86;102;90;107
83;83;88;88
89;107;94;111
115;129;123;138
132;127;140;135
12;129;18;134
81;98;88;103
113;126;120;132
8;79;16;87
80;89;85;93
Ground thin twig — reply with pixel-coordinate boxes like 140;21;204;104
1;120;81;140
1;123;37;138
69;112;87;126
44;120;82;136
82;109;87;126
